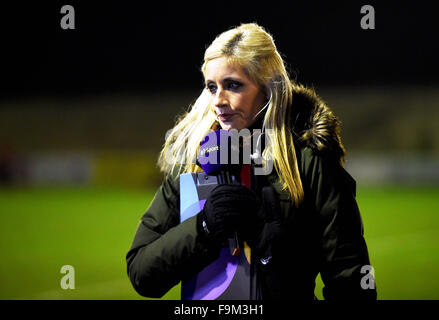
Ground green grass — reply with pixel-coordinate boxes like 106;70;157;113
315;185;439;300
0;185;438;300
0;186;180;300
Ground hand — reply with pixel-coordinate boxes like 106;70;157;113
196;184;261;245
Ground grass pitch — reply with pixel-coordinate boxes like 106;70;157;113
0;185;438;300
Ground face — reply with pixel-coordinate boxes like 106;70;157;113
204;57;267;130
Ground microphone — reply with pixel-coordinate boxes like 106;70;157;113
197;129;244;256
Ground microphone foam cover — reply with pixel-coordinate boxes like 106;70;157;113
198;130;240;175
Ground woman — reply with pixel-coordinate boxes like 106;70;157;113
126;23;377;300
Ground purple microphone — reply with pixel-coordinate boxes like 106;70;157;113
198;129;241;179
197;129;243;255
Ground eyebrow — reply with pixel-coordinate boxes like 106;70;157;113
205;76;244;85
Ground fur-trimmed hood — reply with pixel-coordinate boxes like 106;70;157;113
290;84;346;164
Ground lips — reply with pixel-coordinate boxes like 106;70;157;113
217;113;236;122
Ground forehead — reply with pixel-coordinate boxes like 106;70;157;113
204;57;249;81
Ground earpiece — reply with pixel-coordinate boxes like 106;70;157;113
250;90;271;162
252;91;272;121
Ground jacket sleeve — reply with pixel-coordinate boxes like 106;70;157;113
301;147;377;300
126;170;220;298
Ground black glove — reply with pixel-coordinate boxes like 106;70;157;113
196;184;261;245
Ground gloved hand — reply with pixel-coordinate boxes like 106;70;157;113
196;184;261;245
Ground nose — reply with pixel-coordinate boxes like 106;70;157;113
213;87;228;108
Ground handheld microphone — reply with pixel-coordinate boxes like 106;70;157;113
197;129;244;256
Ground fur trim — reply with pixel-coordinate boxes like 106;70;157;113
290;84;346;164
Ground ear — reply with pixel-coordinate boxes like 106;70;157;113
263;85;270;100
262;84;273;102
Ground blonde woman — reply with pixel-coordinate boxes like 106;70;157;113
126;23;376;300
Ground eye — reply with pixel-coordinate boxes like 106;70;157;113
206;83;217;94
227;80;243;91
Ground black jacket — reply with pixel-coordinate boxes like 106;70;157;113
126;85;377;300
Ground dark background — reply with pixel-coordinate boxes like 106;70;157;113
1;1;439;300
1;1;438;99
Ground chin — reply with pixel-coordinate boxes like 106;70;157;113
219;121;246;131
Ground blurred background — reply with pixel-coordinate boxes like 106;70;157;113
0;1;438;299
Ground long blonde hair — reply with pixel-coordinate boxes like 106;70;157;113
158;23;304;206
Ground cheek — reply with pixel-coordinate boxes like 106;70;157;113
241;96;262;119
232;94;256;116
